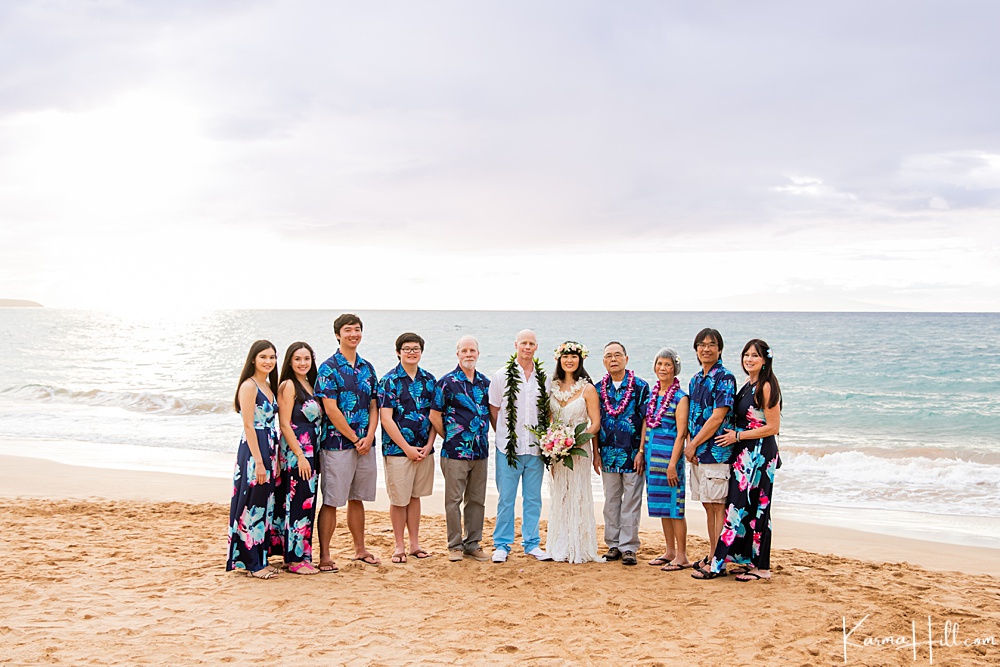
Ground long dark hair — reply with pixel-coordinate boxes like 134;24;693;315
279;341;318;404
741;338;781;410
234;339;279;412
554;343;592;383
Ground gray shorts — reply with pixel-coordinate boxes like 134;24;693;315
689;461;730;504
319;448;377;507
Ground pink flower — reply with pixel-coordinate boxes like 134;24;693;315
720;528;736;545
759;492;769;508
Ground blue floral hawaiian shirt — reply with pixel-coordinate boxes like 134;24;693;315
377;363;437;457
596;372;651;473
687;360;736;464
432;366;491;460
314;350;378;451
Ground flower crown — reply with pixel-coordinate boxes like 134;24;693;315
554;341;589;359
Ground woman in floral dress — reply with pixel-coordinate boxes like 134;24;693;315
226;340;281;579
693;338;781;582
277;341;323;575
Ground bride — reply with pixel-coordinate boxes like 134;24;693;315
545;342;602;563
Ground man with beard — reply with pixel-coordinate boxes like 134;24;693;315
430;336;492;562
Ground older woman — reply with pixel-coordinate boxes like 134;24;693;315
643;348;691;571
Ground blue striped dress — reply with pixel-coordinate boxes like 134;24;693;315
644;387;688;519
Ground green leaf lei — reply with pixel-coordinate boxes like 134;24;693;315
502;355;551;468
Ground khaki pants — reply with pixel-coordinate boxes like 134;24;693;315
602;471;645;553
440;457;488;552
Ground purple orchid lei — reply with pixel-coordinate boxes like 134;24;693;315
599;370;635;417
645;377;680;428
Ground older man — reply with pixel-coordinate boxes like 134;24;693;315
487;330;552;563
594;341;650;566
430;336;492;562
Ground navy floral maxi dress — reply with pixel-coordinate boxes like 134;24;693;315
709;382;780;573
227;384;280;573
281;395;323;564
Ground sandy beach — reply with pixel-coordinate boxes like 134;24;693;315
3;454;999;666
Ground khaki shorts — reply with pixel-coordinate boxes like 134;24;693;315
319;448;377;507
689;462;731;504
384;454;435;506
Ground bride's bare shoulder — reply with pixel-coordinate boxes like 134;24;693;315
583;383;598;398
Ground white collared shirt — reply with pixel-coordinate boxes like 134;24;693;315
489;362;541;456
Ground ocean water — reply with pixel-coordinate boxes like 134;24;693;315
2;309;998;546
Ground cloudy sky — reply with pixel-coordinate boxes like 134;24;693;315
1;1;998;311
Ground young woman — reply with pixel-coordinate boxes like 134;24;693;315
226;340;281;579
545;342;602;563
643;348;692;571
277;342;323;575
693;338;782;582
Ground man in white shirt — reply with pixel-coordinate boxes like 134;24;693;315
487;330;552;563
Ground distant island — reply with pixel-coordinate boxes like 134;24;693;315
0;299;43;307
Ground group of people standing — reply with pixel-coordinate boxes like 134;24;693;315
225;315;781;585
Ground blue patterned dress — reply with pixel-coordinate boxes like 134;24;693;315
644;387;688;519
281;392;323;564
710;382;780;573
227;383;280;573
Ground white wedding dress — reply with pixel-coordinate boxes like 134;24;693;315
546;392;600;563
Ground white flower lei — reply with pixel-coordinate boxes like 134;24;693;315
550;377;589;402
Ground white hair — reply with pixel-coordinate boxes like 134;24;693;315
456;335;479;351
654;347;681;375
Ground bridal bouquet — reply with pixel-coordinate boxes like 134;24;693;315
532;421;593;470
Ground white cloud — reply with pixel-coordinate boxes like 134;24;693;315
1;1;999;310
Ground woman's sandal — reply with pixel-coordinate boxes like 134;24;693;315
288;561;319;575
247;568;278;580
647;554;673;566
391;552;407;564
691;563;727;580
736;571;770;582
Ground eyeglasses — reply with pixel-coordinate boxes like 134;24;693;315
603;352;625;360
696;342;719;350
400;347;423;354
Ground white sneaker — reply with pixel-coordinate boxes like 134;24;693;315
527;547;552;561
491;548;509;563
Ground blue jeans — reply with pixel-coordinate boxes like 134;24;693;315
492;452;544;552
